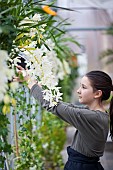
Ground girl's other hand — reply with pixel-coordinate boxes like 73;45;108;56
13;65;30;83
13;65;38;89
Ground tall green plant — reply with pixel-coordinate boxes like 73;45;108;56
0;0;79;169
0;112;12;169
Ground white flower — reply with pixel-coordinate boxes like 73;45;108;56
33;48;43;60
43;88;62;107
0;50;9;60
53;87;63;102
41;75;58;88
30;28;37;37
19;17;33;27
32;14;41;21
41;24;47;28
0;93;4;102
13;57;21;66
41;44;48;53
29;165;37;170
6;69;15;80
29;41;37;48
41;56;53;75
63;59;71;74
10;82;19;93
4;94;10;104
31;143;36;150
39;28;45;32
43;90;51;101
0;50;18;102
8;58;13;63
12;32;70;106
45;39;55;49
42;143;48;149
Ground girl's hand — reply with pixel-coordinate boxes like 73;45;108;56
13;65;30;83
13;65;38;89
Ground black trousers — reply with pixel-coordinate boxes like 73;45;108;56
64;146;104;170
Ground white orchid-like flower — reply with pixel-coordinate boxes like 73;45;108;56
10;82;19;93
32;13;41;21
12;14;71;106
29;165;37;170
13;37;71;106
0;50;18;102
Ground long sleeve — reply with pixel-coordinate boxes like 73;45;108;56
30;84;102;131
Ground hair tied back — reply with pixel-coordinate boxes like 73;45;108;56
111;85;113;91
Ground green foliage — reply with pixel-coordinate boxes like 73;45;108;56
100;49;113;64
37;110;66;169
12;86;66;170
0;0;55;53
0;0;79;169
0;112;12;168
14;121;45;170
59;66;78;102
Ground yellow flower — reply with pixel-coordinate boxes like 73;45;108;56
38;37;40;44
42;6;57;16
11;98;17;107
10;82;19;93
52;101;57;106
2;105;10;115
40;34;43;39
4;94;10;104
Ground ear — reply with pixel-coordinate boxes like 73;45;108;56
94;90;102;99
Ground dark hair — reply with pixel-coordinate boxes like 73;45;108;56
85;70;113;140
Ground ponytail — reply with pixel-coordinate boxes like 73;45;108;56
109;96;113;140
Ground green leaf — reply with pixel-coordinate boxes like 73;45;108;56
100;49;113;59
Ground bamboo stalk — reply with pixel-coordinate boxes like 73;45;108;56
14;113;19;157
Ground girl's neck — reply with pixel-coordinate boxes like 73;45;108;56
88;102;105;112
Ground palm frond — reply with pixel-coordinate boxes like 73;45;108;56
100;49;113;59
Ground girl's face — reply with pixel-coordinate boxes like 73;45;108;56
77;76;97;106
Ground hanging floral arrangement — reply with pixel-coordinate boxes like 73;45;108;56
0;0;79;169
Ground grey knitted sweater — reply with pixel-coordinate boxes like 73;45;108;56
30;84;109;157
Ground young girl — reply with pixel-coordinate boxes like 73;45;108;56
14;67;113;170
